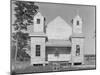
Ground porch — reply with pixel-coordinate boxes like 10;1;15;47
45;39;72;62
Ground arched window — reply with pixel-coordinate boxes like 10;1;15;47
76;45;80;56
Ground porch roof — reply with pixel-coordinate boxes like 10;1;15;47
46;39;71;47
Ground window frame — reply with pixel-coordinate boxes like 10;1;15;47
36;45;41;56
76;45;80;56
37;19;40;24
77;20;79;25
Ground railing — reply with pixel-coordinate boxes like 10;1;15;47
48;54;71;61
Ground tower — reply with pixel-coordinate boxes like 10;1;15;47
30;12;46;65
71;14;84;65
33;12;45;32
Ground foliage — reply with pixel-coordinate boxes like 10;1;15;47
12;1;39;61
13;1;39;30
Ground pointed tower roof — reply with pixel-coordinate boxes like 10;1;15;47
34;11;43;17
75;15;82;20
74;10;82;20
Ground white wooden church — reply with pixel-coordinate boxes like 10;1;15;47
27;12;85;66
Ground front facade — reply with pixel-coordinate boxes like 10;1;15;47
28;12;84;66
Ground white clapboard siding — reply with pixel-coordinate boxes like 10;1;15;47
48;54;71;61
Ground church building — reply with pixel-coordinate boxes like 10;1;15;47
27;12;85;66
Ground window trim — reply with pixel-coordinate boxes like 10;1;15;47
36;45;41;56
76;45;80;56
77;21;79;25
37;19;40;24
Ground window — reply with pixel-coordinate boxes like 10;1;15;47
76;45;80;56
33;64;43;66
37;19;40;24
36;45;40;56
55;50;59;57
74;63;82;65
54;48;59;57
77;21;79;25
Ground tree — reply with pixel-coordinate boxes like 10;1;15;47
13;1;39;30
12;1;39;61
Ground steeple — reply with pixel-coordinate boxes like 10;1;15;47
33;12;45;33
30;12;46;65
72;12;82;34
71;11;84;65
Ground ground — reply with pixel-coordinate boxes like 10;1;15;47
12;55;96;74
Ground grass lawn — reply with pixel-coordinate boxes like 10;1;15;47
12;55;96;74
15;61;96;74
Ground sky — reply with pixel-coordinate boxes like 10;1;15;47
12;1;96;54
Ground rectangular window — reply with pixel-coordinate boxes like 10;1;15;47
77;21;79;25
55;50;59;57
36;45;40;56
37;19;40;24
76;45;80;56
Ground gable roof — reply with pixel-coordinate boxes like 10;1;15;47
46;16;72;40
